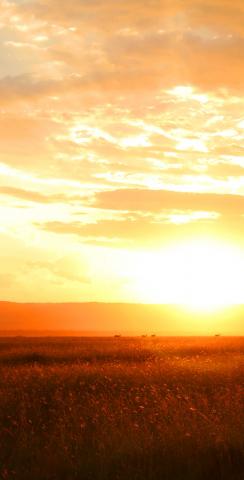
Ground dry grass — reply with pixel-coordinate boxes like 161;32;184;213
0;336;243;480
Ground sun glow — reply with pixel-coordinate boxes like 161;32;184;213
132;239;244;312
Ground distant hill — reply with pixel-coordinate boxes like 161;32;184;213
0;302;243;336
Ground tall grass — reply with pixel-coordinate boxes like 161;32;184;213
0;337;243;480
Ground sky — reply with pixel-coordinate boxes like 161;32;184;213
0;0;244;308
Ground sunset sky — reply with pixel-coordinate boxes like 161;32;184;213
1;0;244;307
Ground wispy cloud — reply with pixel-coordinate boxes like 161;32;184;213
93;188;244;216
0;0;243;301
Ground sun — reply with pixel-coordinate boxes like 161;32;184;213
132;238;244;311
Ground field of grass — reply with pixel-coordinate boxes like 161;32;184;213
0;336;243;480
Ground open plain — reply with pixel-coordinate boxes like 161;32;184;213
0;336;243;480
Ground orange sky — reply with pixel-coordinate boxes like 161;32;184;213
0;0;244;314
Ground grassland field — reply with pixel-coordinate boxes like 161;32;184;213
0;336;243;480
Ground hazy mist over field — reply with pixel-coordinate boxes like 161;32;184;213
0;302;244;336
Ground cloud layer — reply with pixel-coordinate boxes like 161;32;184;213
0;0;244;301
